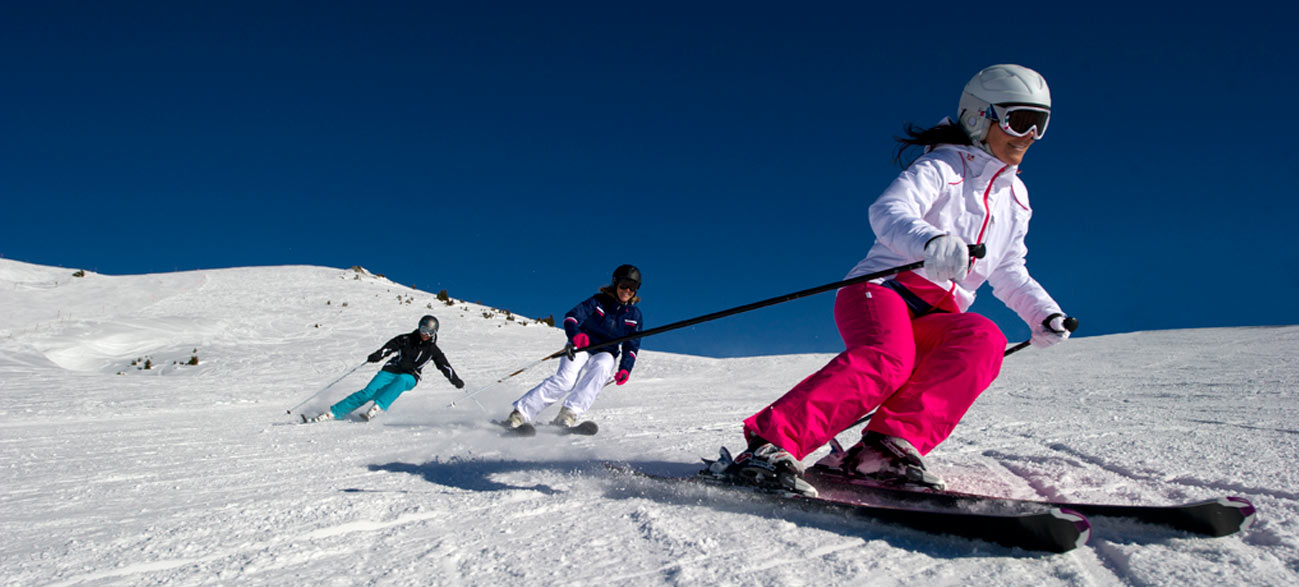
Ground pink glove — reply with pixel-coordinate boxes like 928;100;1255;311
614;369;630;385
572;333;590;348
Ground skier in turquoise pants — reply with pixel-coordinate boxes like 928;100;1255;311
329;371;419;419
304;315;464;423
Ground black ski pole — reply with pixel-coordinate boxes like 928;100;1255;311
450;246;984;410
286;361;366;415
449;354;551;409
571;244;986;357
1004;315;1079;357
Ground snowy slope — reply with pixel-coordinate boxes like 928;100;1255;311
1;258;1296;586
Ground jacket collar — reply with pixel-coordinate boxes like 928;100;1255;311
937;144;1017;182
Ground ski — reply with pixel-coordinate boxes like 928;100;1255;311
491;419;598;437
555;420;599;436
492;419;537;437
804;465;1256;538
607;462;1090;554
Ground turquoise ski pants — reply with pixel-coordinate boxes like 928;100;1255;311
330;371;417;418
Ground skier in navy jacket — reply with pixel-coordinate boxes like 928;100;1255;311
507;265;644;429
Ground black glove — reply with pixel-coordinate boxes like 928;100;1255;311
563;343;577;361
450;375;465;389
367;351;384;363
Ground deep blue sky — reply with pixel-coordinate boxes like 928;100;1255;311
3;2;1296;358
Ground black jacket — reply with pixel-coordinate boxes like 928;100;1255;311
373;330;458;385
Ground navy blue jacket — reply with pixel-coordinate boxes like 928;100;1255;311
563;292;643;373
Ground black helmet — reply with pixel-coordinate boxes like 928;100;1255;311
418;315;439;339
612;264;641;289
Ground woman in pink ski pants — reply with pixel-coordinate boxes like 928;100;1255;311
745;281;1006;460
727;64;1073;496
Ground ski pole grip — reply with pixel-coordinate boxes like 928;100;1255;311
967;243;986;259
1042;314;1079;333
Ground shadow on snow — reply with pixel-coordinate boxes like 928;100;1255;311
368;457;1076;559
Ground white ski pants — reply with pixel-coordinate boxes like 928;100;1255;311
512;351;615;422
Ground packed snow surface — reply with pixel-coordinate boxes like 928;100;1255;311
1;258;1296;585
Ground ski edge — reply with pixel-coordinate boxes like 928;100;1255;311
605;461;1090;554
805;464;1256;537
491;419;599;437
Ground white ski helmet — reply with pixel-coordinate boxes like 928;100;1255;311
957;64;1051;143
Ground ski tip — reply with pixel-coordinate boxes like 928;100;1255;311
567;420;599;435
1222;496;1258;533
1052;507;1092;550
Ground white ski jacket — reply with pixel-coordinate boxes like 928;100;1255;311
844;144;1062;328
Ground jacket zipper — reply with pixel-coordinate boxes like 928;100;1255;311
971;164;1007;272
939;163;1006;305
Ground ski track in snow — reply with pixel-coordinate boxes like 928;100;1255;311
2;259;1298;586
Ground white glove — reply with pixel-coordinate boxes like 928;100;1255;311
1030;313;1072;348
923;235;969;282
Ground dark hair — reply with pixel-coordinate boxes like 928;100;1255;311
892;122;972;168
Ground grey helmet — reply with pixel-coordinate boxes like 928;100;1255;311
418;315;439;341
957;64;1051;144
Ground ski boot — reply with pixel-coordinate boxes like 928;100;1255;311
829;431;946;490
704;444;818;497
361;403;384;421
301;411;335;424
551;406;578;428
502;409;537;436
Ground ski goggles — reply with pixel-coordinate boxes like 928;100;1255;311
419;322;438;336
989;104;1050;139
616;279;639;292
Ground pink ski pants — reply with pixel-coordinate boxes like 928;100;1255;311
743;282;1006;459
